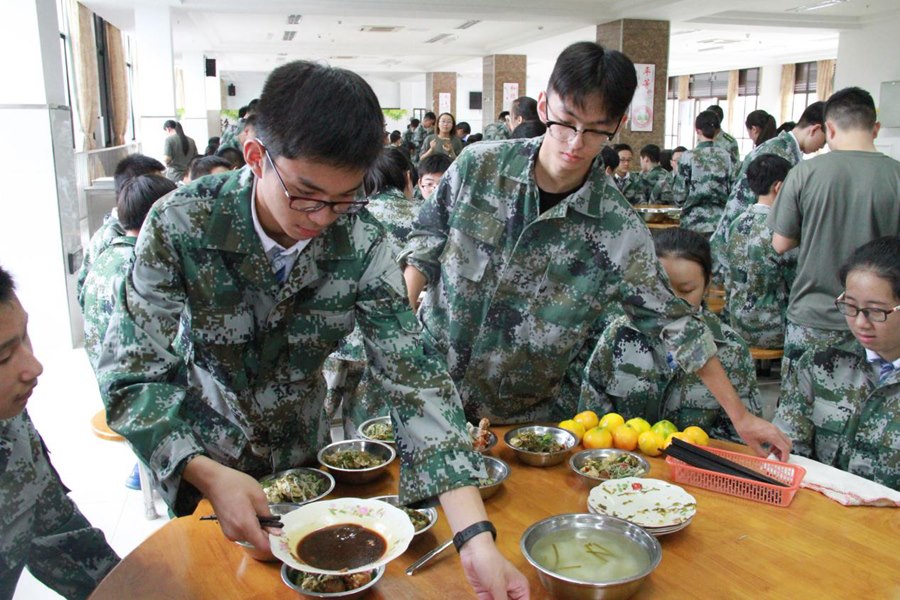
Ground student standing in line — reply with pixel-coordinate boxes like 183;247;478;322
162;120;199;182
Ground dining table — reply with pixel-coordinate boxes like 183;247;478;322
89;425;900;599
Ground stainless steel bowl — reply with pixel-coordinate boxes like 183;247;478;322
635;205;681;223
258;468;336;505
569;449;650;487
357;416;395;445
504;425;577;467
520;513;662;600
317;439;396;484
478;456;510;500
281;563;385;599
370;494;438;536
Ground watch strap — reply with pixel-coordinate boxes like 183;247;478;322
452;520;497;553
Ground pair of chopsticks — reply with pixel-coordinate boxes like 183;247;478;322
199;515;283;528
664;438;787;487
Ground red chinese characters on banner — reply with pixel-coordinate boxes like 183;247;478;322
631;64;655;132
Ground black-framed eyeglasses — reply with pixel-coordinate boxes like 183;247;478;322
543;95;621;145
257;139;368;214
834;293;900;323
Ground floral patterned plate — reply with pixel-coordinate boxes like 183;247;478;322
270;497;415;575
587;477;697;528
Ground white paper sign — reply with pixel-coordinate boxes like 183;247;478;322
631;64;655;132
503;83;519;111
439;92;451;114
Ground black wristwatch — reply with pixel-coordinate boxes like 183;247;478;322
452;520;497;553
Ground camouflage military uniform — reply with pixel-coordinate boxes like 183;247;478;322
774;340;899;490
0;412;119;599
782;322;854;385
76;212;126;310
579;310;761;443
399;137;720;425
648;171;675;205
725;204;796;349
80;236;136;371
709;131;803;278
714;130;740;166
639;166;669;204
97;168;484;514
324;187;421;437
411;124;434;163
613;173;642;205
217;117;245;153
673;141;736;235
481;120;510;142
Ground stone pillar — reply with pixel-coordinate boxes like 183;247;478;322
425;72;457;116
134;4;175;164
482;55;526;124
0;0;81;347
597;20;669;155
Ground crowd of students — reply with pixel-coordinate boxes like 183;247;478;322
2;39;898;600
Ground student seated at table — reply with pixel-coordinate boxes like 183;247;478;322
725;154;796;349
637;144;667;205
580;228;762;442
774;237;900;490
0;266;119;599
415;153;452;201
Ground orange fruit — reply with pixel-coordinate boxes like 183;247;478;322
611;424;639;451
625;417;651;435
558;419;586;444
638;431;665;457
682;426;710;446
583;427;614;449
573;410;600;431
651;420;678;439
664;431;690;449
598;412;625;430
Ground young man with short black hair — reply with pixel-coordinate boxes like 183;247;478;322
611;143;642;204
401;41;789;459
638;143;667;204
483;111;511;141
416;153;452;200
412;111;436;159
509;96;539;130
97;61;527;598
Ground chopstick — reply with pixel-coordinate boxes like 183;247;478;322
665;438;787;487
199;514;284;528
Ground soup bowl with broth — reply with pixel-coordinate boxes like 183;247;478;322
520;513;661;600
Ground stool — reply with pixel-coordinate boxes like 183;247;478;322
750;347;784;378
91;409;160;520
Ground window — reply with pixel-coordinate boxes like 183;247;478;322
732;68;760;157
792;61;818;122
664;76;679;149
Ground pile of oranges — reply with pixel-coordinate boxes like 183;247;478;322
558;411;709;457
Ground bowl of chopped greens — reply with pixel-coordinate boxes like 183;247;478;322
504;425;576;467
358;416;395;445
317;440;396;484
569;449;651;487
281;563;385;598
370;494;438;536
478;456;510;500
259;468;336;505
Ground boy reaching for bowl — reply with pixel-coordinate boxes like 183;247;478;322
96;61;528;599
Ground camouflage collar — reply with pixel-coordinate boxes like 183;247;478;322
109;235;137;247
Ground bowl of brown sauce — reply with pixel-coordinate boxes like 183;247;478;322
270;497;415;575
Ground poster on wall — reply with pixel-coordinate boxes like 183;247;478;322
439;93;451;114
631;64;655;132
503;83;519;111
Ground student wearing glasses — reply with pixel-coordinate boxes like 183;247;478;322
400;42;790;459
775;237;900;490
97;61;528;599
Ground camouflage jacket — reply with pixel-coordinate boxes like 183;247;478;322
648;171;675;205
709;131;802;271
725;204;796;348
76;213;126;310
81;236;136;371
714;130;740;166
639;166;669;205
612;173;643;205
400;137;718;424
97;168;484;514
412;124;434;156
774;340;899;490
218;117;245;153
579;309;761;442
0;412;118;597
673;141;736;234
482;120;510;142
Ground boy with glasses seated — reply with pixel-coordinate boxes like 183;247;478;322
400;41;790;459
97;61;527;598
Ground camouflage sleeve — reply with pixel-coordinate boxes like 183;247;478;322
96;205;205;509
773;353;816;457
672;159;690;206
356;236;485;505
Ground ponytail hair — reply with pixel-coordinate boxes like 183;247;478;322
745;110;776;146
164;119;189;154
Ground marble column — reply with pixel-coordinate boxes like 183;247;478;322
134;4;176;165
425;72;457;116
179;51;210;145
482;55;526;124
597;20;669;153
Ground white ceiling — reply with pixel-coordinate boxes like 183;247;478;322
83;0;900;82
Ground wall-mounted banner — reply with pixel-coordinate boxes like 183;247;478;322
439;92;451;114
503;82;519;111
631;64;655;132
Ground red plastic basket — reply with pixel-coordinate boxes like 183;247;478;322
665;445;806;507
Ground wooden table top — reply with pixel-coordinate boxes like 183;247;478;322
90;426;900;599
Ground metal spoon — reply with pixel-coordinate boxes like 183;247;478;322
405;538;454;575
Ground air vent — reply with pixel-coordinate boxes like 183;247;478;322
287;14;302;25
283;31;296;41
697;38;740;45
457;20;481;30
360;26;402;33
425;33;454;44
698;46;723;53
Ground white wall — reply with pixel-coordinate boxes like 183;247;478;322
835;14;900;160
455;72;484;134
220;71;268;110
